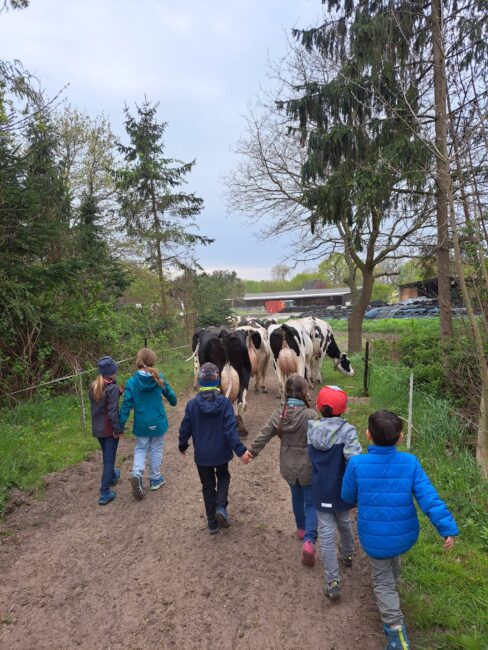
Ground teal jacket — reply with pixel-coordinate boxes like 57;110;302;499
120;371;177;437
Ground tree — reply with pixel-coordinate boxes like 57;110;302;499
271;264;291;281
318;253;351;287
116;100;212;317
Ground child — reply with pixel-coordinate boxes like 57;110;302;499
88;356;123;506
307;385;362;600
178;362;250;534
246;374;319;566
120;348;177;500
341;410;458;650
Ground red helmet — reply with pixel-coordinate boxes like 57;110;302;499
315;385;347;416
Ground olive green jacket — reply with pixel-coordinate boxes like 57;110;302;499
250;405;318;485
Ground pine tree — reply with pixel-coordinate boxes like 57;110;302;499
117;100;212;318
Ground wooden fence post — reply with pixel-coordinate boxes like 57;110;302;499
407;371;414;450
77;370;87;433
363;341;370;396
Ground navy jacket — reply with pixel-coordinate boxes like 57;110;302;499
307;417;362;512
89;380;122;438
120;371;177;437
178;390;247;466
341;445;459;559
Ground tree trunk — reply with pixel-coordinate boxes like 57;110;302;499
431;0;453;341
347;264;375;354
150;180;168;318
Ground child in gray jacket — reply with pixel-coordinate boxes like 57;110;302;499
307;385;362;600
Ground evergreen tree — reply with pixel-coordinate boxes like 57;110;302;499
117;101;212;317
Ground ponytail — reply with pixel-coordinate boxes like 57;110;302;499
277;374;310;438
136;347;165;388
90;375;106;402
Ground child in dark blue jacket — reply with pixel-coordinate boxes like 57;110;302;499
178;362;250;534
88;356;123;506
341;410;458;650
307;385;362;600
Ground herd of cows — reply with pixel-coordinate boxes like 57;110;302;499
188;316;354;436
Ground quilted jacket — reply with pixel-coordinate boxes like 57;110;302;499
341;445;458;559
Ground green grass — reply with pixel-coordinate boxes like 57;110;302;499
0;349;194;516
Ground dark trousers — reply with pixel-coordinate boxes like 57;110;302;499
98;436;119;495
196;463;231;525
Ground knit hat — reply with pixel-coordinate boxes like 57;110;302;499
198;362;220;388
316;385;347;416
97;355;117;376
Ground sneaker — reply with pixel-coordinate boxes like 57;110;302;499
339;554;353;568
325;581;341;601
149;476;166;491
295;528;305;541
130;475;145;501
384;624;410;650
301;541;316;567
215;506;230;528
208;521;219;535
110;468;121;486
98;491;116;506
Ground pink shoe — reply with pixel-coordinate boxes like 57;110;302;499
301;541;316;567
296;528;305;540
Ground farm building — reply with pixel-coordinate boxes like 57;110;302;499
398;277;462;303
233;287;355;312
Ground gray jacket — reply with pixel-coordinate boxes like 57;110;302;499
250;405;318;485
88;382;122;438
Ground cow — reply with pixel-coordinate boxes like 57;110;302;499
189;327;251;436
236;324;271;393
269;319;314;399
298;316;354;383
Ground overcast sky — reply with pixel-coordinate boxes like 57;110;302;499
0;0;323;279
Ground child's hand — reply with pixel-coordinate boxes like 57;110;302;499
240;451;253;464
443;536;455;550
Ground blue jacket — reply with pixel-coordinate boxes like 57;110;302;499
307;417;362;512
119;371;177;437
178;390;247;466
341;445;459;559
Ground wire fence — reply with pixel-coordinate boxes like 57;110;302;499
0;343;192;432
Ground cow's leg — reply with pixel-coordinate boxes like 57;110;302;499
260;354;270;393
236;400;248;437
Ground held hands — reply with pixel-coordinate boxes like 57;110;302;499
443;536;455;550
240;450;253;465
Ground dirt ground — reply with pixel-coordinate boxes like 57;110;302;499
0;368;384;650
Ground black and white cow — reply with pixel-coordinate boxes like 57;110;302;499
298;316;354;383
190;327;251;435
269;319;314;398
236;324;271;393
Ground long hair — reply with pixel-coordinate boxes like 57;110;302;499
136;348;165;388
90;375;106;402
277;374;310;438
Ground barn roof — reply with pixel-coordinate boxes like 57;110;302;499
242;287;354;301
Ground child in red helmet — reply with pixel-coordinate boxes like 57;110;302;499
307;385;362;601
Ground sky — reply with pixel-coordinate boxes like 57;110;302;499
0;0;323;280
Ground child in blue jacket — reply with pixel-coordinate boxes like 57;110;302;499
178;362;250;534
307;385;362;600
120;348;177;500
341;410;458;650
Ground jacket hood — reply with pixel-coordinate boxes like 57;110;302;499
195;391;226;415
308;417;354;450
133;370;160;392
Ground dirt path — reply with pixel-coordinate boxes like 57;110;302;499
0;369;384;650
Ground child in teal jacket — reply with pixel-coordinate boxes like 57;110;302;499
120;348;177;500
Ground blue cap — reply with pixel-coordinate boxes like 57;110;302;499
97;356;117;376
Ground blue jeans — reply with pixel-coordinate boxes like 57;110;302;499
98;436;119;495
132;435;165;480
289;481;317;543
